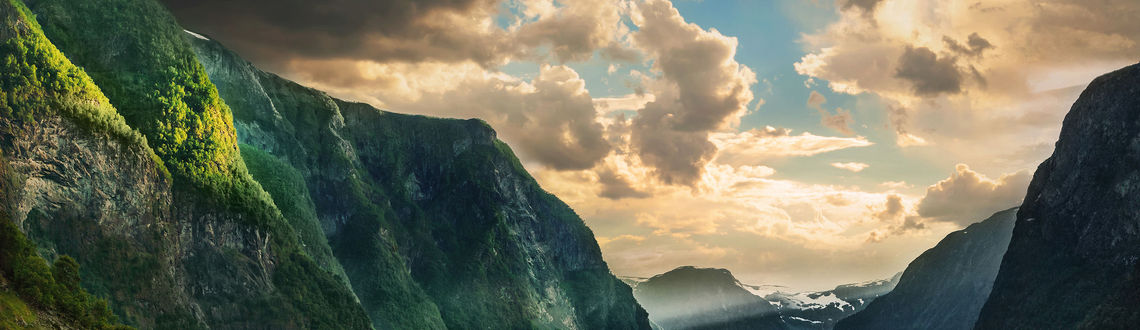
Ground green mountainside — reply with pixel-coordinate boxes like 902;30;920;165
0;0;648;328
189;27;649;329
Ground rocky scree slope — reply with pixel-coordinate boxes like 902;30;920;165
836;208;1017;330
976;63;1140;329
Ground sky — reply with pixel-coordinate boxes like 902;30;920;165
164;0;1140;291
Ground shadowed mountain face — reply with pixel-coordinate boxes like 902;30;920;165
0;0;649;328
836;208;1017;330
626;266;898;330
977;63;1140;329
188;25;650;330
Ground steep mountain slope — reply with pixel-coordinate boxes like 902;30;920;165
976;63;1140;329
186;25;649;330
2;0;649;327
627;266;896;330
836;208;1017;330
2;0;371;327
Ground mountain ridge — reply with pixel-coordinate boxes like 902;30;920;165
836;207;1018;330
977;62;1140;329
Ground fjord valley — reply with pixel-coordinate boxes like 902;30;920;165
3;0;1140;329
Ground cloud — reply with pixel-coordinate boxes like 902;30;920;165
839;0;884;12
894;47;963;96
296;62;612;171
709;128;872;166
943;33;994;58
878;181;912;190
515;0;633;63
628;0;757;186
533;156;959;289
164;0;513;66
164;0;633;68
915;164;1031;226
807;91;856;135
597;166;651;200
873;194;905;221
886;105;929;147
594;93;656;114
798;0;1140;161
831;162;869;172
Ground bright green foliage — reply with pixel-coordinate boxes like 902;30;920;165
0;218;129;329
27;0;236;184
3;0;373;327
0;0;153;155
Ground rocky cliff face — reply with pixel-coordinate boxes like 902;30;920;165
2;0;371;328
189;31;649;330
976;63;1140;329
2;0;647;328
836;208;1017;330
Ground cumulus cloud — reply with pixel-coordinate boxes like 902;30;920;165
296;62;612;170
798;0;1140;159
915;164;1031;226
709;128;872;166
515;0;634;63
873;194;905;221
629;0;757;186
807;91;856;135
894;47;963;96
831;162;869;172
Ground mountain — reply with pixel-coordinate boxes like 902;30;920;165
629;266;780;329
836;207;1018;330
976;63;1140;328
3;0;369;327
187;28;648;329
0;0;649;328
627;266;898;329
764;275;899;330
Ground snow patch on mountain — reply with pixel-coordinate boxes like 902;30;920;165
779;292;852;311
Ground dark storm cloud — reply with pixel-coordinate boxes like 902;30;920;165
894;46;963;96
161;0;511;66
